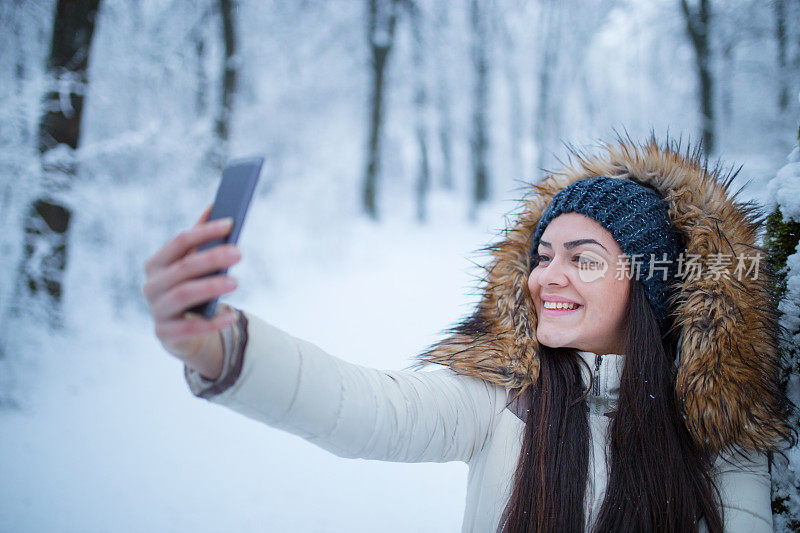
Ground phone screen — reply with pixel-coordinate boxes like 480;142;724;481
186;156;264;318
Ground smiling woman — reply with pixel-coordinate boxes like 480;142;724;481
144;138;797;532
529;212;631;356
503;175;720;531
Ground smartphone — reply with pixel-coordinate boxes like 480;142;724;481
186;156;264;318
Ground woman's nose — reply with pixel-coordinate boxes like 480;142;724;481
537;259;568;286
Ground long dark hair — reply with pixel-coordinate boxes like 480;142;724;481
502;280;723;532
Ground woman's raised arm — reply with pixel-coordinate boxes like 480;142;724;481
185;309;506;465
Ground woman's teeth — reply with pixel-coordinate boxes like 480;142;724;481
543;301;580;310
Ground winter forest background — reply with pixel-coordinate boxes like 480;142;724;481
1;0;799;531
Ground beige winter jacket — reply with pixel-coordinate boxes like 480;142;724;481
185;307;773;532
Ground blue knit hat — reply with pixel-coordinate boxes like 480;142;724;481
529;176;683;332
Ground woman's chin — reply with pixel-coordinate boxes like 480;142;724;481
536;333;572;350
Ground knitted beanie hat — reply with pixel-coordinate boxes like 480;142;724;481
529;176;683;332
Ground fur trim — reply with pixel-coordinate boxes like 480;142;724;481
414;136;794;455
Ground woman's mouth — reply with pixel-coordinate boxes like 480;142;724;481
541;301;583;315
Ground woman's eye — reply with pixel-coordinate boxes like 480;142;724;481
533;253;550;265
575;255;593;264
574;255;603;269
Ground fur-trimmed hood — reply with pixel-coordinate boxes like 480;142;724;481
416;137;794;455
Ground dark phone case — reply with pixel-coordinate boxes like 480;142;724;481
186;156;263;318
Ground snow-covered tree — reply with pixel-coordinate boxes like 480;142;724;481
14;0;101;330
766;104;800;532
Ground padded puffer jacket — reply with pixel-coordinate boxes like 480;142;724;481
185;309;772;532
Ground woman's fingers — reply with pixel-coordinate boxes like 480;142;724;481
142;204;238;367
156;310;237;346
144;217;233;276
195;203;213;226
150;274;238;321
143;244;241;303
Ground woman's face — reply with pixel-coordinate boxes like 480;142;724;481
528;212;631;355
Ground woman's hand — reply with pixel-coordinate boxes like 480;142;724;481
142;204;242;379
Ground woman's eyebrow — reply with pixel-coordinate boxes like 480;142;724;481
539;239;608;251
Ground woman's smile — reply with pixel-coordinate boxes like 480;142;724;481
541;299;583;315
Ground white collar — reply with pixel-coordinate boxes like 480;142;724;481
577;351;624;414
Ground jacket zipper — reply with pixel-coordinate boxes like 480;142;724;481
593;354;603;396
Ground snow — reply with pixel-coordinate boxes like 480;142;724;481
2;1;799;531
767;147;800;221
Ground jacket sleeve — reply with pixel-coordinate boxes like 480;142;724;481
184;303;247;399
710;449;773;532
183;309;505;464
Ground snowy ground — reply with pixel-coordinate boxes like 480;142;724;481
0;188;509;532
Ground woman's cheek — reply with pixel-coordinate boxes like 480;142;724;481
527;273;541;303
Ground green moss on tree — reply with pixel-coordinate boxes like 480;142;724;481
766;208;800;302
766;188;800;532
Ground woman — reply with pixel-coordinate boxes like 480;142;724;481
142;138;796;532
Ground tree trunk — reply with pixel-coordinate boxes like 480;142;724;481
795;0;800;80
434;2;454;191
680;0;715;154
362;0;399;220
12;0;28;145
14;0;100;329
211;0;238;168
500;10;523;183
775;0;789;112
409;2;431;224
720;42;734;127
533;1;562;175
195;36;207;116
469;0;489;220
